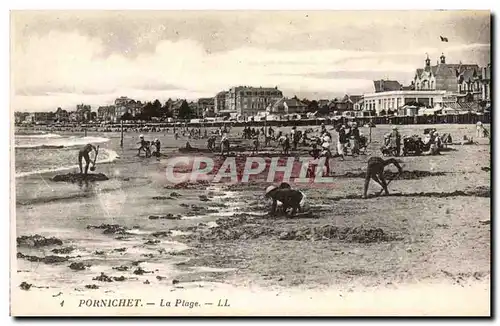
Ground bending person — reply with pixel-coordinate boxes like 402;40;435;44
78;144;98;175
363;156;403;198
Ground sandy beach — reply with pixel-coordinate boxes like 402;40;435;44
12;123;491;316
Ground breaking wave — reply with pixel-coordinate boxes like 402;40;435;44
15;148;120;178
15;136;110;149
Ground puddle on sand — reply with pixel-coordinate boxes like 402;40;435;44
125;228;151;235
170;230;193;237
207;221;218;228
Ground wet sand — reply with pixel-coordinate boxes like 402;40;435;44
13;124;491;315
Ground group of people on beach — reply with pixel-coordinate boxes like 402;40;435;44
264;155;404;217
136;134;162;158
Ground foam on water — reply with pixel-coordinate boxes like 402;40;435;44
15;148;120;178
16;133;62;139
15;136;110;149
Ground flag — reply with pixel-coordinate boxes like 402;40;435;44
440;36;449;42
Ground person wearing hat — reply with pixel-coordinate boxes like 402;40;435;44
280;134;291;155
476;121;483;138
251;136;260;155
320;141;332;175
336;125;347;160
220;134;230;156
349;122;361;156
152;138;161;158
137;134;151;157
389;126;401;156
265;184;304;216
291;126;298;150
207;135;216;151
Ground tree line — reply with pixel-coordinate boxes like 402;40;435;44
120;99;195;121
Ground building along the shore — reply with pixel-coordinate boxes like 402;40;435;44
214;91;228;113
225;86;283;119
197;97;215;117
363;53;491;115
267;97;307;116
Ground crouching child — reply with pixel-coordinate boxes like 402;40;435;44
265;184;304;217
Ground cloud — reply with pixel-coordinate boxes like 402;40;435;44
11;11;491;112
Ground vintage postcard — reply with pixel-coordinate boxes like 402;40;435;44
10;10;491;316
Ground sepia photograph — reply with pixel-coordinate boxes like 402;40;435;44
9;9;491;316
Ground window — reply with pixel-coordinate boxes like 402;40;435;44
379;99;382;106
430;81;434;89
416;83;420;90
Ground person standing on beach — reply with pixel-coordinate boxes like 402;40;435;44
336;125;347;160
137;134;151;157
221;134;230;156
78;144;98;175
350;122;361;156
152;138;161;158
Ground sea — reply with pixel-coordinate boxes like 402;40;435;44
14;132;119;177
13;132;200;293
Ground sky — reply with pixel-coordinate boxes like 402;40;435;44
11;10;491;112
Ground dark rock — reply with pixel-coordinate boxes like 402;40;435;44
131;260;145;266
115;235;132;240
69;262;87;271
199;195;210;201
113;276;126;282
114;247;127;252
151;231;171;238
172;279;180;285
17;252;70;264
94;250;105;255
149;214;181;220
20;282;32;291
144;239;160;245
156;275;166;281
170;192;181;197
152;196;169;200
52;247;75;254
92;272;113;282
162;213;180;220
112;265;129;271
143;280;150;284
85;284;99;289
17;235;63;248
133;267;153;275
51;173;109;182
87;224;129;235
